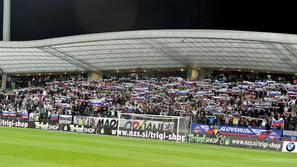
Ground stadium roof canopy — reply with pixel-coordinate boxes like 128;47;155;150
0;30;297;74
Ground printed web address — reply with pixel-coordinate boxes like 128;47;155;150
232;139;266;147
112;130;186;142
231;139;281;150
0;120;29;128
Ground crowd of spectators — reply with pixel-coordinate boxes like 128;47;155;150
0;75;296;130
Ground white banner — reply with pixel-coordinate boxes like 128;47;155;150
283;130;297;137
119;119;175;132
282;141;297;153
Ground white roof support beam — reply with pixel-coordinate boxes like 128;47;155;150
281;44;297;72
41;46;99;72
282;44;297;59
2;0;11;41
141;39;189;67
151;39;192;67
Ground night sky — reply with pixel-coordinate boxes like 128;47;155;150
0;0;296;41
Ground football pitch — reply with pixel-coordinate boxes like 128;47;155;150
0;127;296;167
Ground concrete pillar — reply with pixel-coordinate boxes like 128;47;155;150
1;74;7;91
3;0;11;41
87;71;102;81
199;68;212;79
187;68;199;81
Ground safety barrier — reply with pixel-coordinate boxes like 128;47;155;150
0;115;296;153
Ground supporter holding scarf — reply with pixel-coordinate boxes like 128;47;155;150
272;113;284;130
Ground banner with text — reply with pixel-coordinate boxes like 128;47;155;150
191;124;282;141
188;134;283;151
0;117;35;128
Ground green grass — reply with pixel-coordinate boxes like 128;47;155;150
0;127;296;167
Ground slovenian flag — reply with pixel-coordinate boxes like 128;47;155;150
2;111;9;116
272;118;284;127
8;112;16;117
50;114;59;121
21;112;28;119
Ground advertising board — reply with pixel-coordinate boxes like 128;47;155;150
192;124;282;140
282;142;297;153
